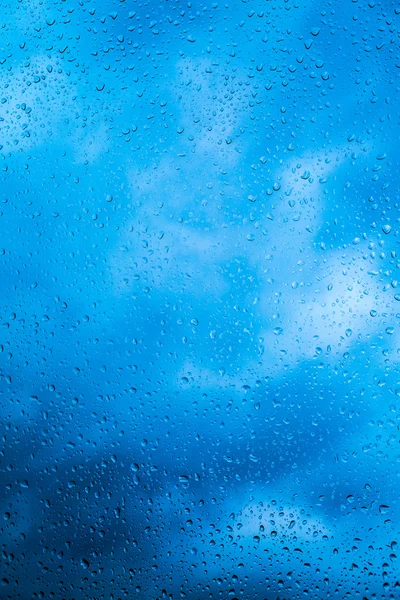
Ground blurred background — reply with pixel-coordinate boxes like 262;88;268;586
0;0;399;598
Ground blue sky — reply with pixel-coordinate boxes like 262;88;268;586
0;0;399;598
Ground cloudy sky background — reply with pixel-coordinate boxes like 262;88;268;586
0;0;399;598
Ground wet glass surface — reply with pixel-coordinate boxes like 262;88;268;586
0;1;399;598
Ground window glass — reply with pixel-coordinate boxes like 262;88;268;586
1;1;399;598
